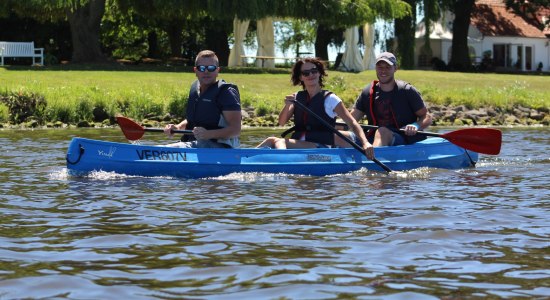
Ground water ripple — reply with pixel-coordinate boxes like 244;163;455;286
0;128;548;299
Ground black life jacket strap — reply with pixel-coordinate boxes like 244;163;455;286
281;125;296;138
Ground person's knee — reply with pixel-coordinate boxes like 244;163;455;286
273;138;287;149
374;127;393;146
335;131;355;147
257;136;277;148
377;127;391;135
265;136;276;143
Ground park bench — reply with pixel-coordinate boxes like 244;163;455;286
241;55;331;68
0;41;44;66
241;55;299;67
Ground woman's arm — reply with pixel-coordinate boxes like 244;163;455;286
278;94;296;126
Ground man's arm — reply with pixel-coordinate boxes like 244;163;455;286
403;107;432;136
415;107;432;130
164;119;188;137
335;108;365;130
198;110;241;140
350;108;365;121
278;94;296;126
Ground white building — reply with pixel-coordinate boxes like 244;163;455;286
415;0;550;72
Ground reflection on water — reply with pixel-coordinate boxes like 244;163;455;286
0;127;548;299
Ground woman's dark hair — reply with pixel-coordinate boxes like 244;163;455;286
291;57;328;89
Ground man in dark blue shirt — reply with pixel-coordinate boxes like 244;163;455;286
164;50;241;148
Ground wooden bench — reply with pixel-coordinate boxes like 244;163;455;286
241;55;299;67
241;55;331;68
0;41;44;66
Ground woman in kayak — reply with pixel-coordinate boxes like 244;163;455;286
255;57;374;160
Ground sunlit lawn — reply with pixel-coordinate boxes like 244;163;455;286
1;65;548;123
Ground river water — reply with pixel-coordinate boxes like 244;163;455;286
0;127;548;299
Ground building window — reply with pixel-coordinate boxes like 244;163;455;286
493;44;510;68
525;46;532;70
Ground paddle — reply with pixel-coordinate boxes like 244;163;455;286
336;122;502;155
116;116;193;141
291;100;392;172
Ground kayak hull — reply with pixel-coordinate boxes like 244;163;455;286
66;137;478;178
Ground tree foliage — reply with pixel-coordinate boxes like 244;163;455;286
1;0;413;64
418;0;443;58
2;0;107;63
394;0;418;69
505;0;550;30
276;19;317;57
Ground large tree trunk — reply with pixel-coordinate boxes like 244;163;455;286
166;20;184;57
394;0;417;69
147;31;160;58
314;24;330;61
67;0;107;63
204;20;230;66
449;0;476;71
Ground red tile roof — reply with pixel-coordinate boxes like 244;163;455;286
472;0;548;38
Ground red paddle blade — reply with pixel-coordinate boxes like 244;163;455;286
116;116;145;141
441;128;502;155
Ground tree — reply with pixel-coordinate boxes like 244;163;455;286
115;0;203;58
67;0;107;62
196;0;413;63
203;18;232;66
276;19;316;58
0;11;72;63
1;0;414;64
394;0;418;69
505;0;550;30
314;24;345;62
313;0;411;61
3;0;107;63
101;2;153;61
418;0;443;63
270;0;410;60
448;0;476;71
207;0;411;61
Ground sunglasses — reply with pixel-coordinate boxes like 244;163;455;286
195;65;218;72
301;68;319;77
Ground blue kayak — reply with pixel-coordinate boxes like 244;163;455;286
65;137;478;178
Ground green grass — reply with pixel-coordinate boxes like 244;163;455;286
1;65;548;125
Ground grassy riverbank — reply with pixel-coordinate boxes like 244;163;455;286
0;65;548;127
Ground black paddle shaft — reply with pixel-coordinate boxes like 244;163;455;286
144;128;194;135
291;100;392;172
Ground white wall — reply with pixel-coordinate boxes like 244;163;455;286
415;36;550;71
481;36;550;71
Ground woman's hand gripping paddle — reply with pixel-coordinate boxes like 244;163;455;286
291;100;392;172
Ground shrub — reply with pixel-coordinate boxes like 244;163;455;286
325;75;347;94
0;103;9;123
45;103;74;124
120;93;164;119
0;90;47;124
75;96;94;122
255;102;270;117
92;102;111;122
166;92;188;117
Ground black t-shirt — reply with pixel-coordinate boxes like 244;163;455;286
374;90;394;127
